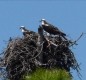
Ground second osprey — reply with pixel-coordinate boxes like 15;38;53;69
40;19;66;36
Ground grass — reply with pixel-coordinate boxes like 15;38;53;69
22;68;72;80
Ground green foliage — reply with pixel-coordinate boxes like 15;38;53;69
22;68;72;80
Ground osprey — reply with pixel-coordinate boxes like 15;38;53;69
40;19;66;36
20;26;32;37
20;26;38;39
40;19;67;40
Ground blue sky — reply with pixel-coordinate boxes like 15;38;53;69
0;1;86;80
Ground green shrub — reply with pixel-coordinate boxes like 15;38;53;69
23;68;72;80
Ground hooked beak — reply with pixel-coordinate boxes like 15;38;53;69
20;27;23;29
20;27;22;29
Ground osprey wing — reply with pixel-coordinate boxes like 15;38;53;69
48;23;66;36
47;22;59;30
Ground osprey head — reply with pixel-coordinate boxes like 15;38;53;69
20;26;26;32
40;19;46;22
40;19;47;25
20;26;25;29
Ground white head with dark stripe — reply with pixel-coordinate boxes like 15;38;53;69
20;26;26;32
40;19;47;25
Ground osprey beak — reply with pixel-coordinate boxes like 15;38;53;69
20;27;22;29
20;27;23;29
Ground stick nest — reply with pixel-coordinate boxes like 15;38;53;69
0;29;80;80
